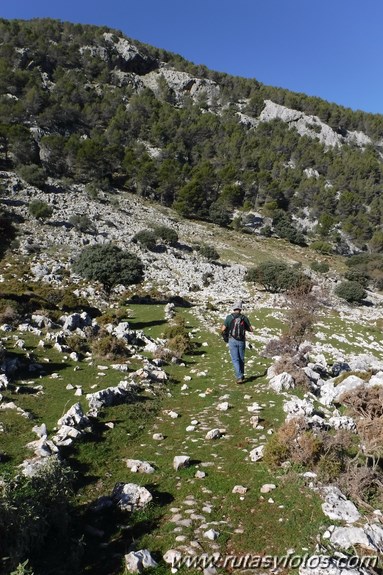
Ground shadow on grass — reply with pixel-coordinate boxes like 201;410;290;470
127;294;192;307
246;369;268;383
128;318;167;330
9;358;71;381
78;499;166;575
144;484;175;507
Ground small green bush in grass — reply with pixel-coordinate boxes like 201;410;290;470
91;333;129;360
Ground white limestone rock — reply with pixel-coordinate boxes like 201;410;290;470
86;381;135;410
260;484;276;493
112;483;153;512
205;428;223;440
195;470;206;479
328;415;356;431
216;402;230;411
125;459;155;474
269;372;295;392
333;375;367;402
32;423;47;437
249;415;260;428
283;396;314;418
249;445;265;462
232;485;248;494
173;455;190;470
57;402;89;428
204;529;219;541
163;549;182;565
330;526;371;550
124;549;158;573
321;486;360;524
0;374;9;389
247;402;262;413
318;380;337;406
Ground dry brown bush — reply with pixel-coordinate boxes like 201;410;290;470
284;287;323;343
293;431;323;466
357;417;383;463
338;465;383;509
322;429;355;454
91;333;129;360
340;385;383;418
264;286;323;359
0;304;20;326
264;417;322;467
341;386;383;468
263;334;298;357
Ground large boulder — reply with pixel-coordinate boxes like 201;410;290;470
112;483;153;512
320;486;360;523
333;375;367;402
86;381;136;411
269;372;295;393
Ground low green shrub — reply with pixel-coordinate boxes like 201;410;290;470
17;164;47;189
334;280;367;303
316;453;343;483
152;225;178;245
132;229;157;250
246;260;312;293
263;433;290;468
310;240;333;254
28;199;53;220
196;243;219;261
91;333;128;360
69;214;96;234
73;243;144;294
344;269;369;288
66;334;90;356
310;261;329;273
0;458;79;573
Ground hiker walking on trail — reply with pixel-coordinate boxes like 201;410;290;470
221;302;253;384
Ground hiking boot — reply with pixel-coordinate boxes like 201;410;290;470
236;378;244;384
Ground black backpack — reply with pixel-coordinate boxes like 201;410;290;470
229;314;246;340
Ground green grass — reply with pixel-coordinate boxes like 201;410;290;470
2;300;380;575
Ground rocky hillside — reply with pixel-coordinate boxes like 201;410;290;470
1;18;383;252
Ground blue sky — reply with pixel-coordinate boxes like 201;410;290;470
1;0;382;115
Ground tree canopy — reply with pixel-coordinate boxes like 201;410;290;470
73;244;144;293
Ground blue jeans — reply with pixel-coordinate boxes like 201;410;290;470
228;337;245;380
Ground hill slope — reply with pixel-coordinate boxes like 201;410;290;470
1;18;383;251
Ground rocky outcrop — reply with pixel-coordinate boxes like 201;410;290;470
259;100;372;149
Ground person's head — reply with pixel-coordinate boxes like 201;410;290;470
233;301;242;312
